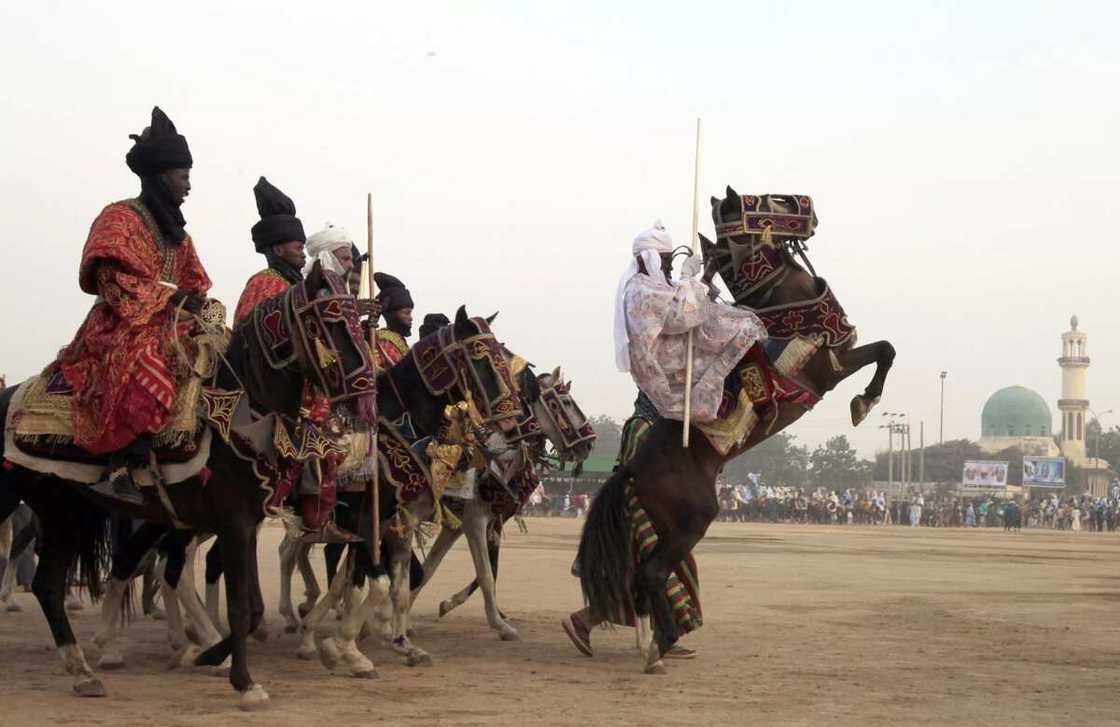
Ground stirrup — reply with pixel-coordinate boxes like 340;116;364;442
89;466;146;506
300;521;362;545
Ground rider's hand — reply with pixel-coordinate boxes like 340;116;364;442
171;290;206;314
356;298;381;319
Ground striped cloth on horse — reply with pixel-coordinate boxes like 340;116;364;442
613;394;702;636
623;480;703;636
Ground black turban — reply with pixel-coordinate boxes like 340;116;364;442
418;313;449;339
125;107;192;177
374;272;414;312
250;176;305;252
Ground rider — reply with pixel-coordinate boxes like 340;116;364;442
233;177;306;325
62;107;212;505
562;220;766;658
371;273;414;369
418;312;450;340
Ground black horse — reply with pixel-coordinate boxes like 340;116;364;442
0;264;373;708
574;190;896;673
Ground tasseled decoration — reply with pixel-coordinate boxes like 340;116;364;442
314;337;338;369
199;466;212;486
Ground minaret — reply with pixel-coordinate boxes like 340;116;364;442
1058;315;1089;464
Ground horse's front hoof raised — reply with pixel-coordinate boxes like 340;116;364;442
239;683;270;711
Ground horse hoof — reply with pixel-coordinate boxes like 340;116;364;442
251;627;269;643
146;607;166;621
209;663;231;678
5;601;23;613
352;669;379;680
74;677;107;697
643;660;667;675
239;684;270;712
406;627;417;639
283;623;299;634
498;628;521;642
438;601;452;618
297;603;313;619
296;644;317;661
406;652;433;668
97;652;125;670
850;397;868;426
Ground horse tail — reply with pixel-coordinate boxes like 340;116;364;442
576;466;633;623
70;500;113;602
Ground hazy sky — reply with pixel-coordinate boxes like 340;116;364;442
1;1;1116;458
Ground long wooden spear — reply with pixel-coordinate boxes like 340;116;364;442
682;118;702;448
366;192;381;557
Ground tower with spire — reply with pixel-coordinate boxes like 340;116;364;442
1057;315;1089;464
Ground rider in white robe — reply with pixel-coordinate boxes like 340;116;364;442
614;221;766;423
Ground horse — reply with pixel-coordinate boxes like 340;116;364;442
412;367;595;640
574;189;895;673
294;308;532;674
0;263;375;708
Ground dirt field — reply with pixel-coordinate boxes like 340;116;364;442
1;518;1117;726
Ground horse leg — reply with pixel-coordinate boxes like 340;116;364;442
321;548;389;678
215;523;268;709
300;549;349;661
635;549;683;675
412;519;460;604
277;533;300;632
819;341;896;425
387;529;431;666
33;511;105;697
204;537;228;636
299;542;321;615
172;537;226;670
462;499;518;640
155;555;190;652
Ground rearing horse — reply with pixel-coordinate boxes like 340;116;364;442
575;189;894;673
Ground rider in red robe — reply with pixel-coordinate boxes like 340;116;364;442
60;108;210;504
372;272;414;369
233;177;306;326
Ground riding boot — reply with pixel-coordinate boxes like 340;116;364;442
299;473;360;544
89;435;152;506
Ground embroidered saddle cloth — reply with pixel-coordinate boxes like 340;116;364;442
695;337;822;456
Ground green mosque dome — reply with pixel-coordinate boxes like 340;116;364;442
981;386;1052;438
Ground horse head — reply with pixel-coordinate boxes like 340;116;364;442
532;366;596;466
707;186;819;305
382;305;523;439
229;260;376;424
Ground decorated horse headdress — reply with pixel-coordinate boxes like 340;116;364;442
248;263;376;420
707;189;819;302
408;307;521;427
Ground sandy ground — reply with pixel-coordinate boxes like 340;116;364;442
1;518;1117;726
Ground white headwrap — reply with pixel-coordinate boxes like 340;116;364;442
614;220;674;372
303;222;353;277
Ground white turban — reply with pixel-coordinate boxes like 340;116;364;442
303;223;353;278
614;220;674;372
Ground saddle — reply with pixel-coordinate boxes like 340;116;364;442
5;310;229;485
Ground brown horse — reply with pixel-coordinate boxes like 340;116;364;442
574;189;895;672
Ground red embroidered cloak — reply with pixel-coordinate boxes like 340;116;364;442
60;200;211;454
234;268;290;325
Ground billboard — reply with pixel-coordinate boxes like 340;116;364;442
962;460;1009;489
1022;456;1066;487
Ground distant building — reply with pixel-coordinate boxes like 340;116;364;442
977;385;1059;457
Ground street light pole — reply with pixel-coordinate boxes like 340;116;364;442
939;371;947;445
